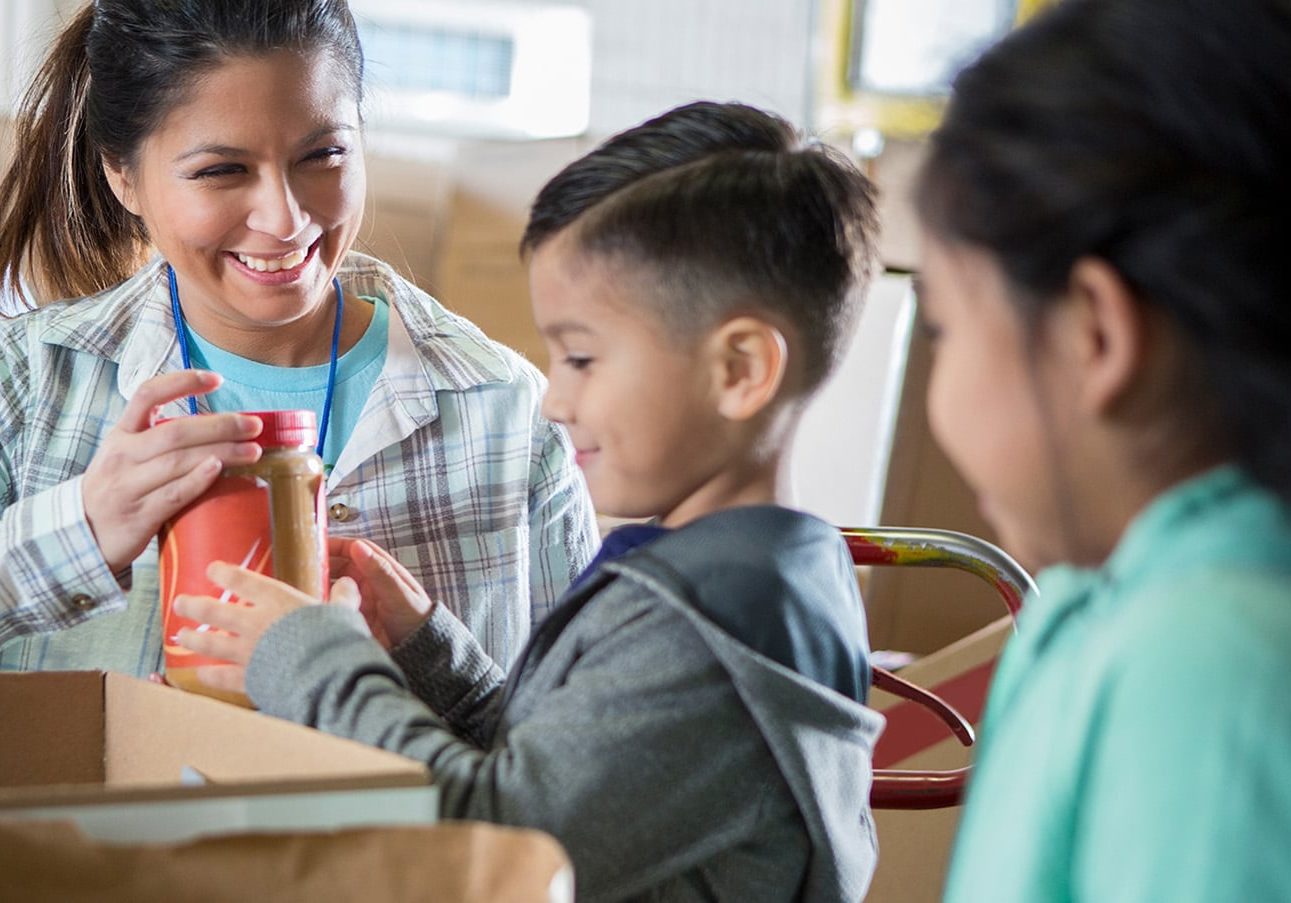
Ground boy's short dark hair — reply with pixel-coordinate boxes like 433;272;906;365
522;102;879;393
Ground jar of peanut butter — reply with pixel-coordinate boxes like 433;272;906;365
158;410;329;707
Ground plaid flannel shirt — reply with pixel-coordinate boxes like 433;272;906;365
0;253;598;676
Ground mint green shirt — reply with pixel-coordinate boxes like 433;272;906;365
945;467;1291;902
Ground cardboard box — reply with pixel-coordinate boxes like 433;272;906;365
0;671;576;901
357;150;453;295
866;616;1012;903
429;188;547;367
0;820;574;902
0;671;437;843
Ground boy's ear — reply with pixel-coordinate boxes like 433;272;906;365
708;316;788;421
1062;257;1147;416
101;155;141;216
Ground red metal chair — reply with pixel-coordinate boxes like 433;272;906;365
842;528;1034;810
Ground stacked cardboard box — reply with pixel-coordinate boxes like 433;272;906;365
866;617;1012;903
0;671;573;900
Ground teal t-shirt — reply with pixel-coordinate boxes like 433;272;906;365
184;296;389;471
944;466;1291;902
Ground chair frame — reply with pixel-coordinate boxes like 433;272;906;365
842;527;1034;810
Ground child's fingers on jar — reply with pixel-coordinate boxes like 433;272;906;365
328;535;363;559
329;576;361;610
173;593;243;633
353;540;424;597
329;554;361;581
194;663;247;695
207;561;315;609
176;625;248;665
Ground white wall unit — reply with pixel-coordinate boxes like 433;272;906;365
0;0;79;115
358;0;817;137
580;0;815;134
789;272;916;528
351;0;593;140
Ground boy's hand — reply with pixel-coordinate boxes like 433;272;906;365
172;561;362;695
329;537;436;650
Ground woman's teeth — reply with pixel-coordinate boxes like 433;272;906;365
236;247;308;272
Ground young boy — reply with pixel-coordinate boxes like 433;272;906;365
175;101;885;902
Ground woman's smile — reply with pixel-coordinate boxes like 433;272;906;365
225;236;322;286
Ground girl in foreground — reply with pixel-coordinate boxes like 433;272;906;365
917;0;1291;898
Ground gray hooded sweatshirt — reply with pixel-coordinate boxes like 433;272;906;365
247;505;885;901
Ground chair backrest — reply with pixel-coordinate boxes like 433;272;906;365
792;272;1007;654
792;273;917;528
842;527;1034;810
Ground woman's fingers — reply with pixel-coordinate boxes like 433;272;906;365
82;376;266;572
87;439;252;527
134;412;264;462
113;418;262;501
115;369;223;434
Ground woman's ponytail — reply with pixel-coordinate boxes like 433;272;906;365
0;4;148;308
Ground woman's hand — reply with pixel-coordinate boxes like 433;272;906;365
81;370;264;573
330;537;436;650
172;561;362;696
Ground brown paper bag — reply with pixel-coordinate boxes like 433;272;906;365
0;819;573;902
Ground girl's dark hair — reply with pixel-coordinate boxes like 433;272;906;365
0;0;363;307
524;102;879;392
917;0;1291;501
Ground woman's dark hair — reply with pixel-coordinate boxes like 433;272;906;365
917;0;1291;501
524;102;879;393
0;0;363;306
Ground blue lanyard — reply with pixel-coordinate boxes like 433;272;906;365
167;264;343;459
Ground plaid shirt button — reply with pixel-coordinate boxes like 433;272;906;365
69;594;96;611
329;502;356;522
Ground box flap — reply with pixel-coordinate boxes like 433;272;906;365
0;820;572;902
102;673;426;786
0;672;428;810
866;617;1013;903
0;672;106;789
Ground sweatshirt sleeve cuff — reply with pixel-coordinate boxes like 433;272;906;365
390;603;506;724
245;603;387;721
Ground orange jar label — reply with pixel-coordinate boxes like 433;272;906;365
158;474;276;670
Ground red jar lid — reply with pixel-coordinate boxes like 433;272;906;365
247;410;318;449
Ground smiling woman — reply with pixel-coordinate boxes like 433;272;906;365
100;50;369;367
0;0;597;679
